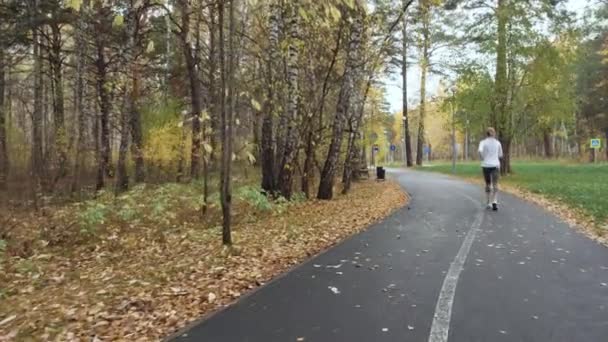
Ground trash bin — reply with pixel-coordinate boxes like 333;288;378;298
376;166;385;180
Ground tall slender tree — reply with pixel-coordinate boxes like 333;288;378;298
277;1;301;199
318;5;364;200
415;0;431;166
402;1;413;167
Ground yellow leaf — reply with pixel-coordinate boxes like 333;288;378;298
203;143;213;154
246;152;256;164
329;5;341;22
251;99;262;111
66;0;82;10
146;41;155;53
113;15;124;28
298;8;309;21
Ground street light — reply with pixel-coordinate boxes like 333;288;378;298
402;115;407;167
449;89;457;174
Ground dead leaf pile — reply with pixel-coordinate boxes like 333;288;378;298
0;180;407;341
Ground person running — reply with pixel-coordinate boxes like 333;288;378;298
478;127;503;211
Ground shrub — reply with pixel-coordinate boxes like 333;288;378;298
237;186;273;211
78;201;109;234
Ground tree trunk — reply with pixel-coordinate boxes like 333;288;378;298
129;9;145;184
130;108;144;182
117;4;146;192
495;0;511;174
95;42;111;190
208;3;219;167
416;1;430;166
543;129;553;158
115;93;130;194
343;78;371;194
277;2;300;199
301;128;313;197
219;0;234;245
261;1;281;194
501;137;512;174
301;23;343;197
177;0;204;180
49;23;68;184
318;9;362;200
176;110;187;182
71;0;90;194
0;49;7;190
130;67;144;183
32;3;45;189
416;71;427;165
402;0;413;167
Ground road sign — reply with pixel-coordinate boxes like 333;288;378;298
390;144;396;151
590;139;601;149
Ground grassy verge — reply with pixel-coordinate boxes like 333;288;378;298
0;180;407;341
420;161;608;238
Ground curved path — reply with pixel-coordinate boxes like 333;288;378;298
169;169;608;342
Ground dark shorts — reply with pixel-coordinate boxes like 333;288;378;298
482;167;499;192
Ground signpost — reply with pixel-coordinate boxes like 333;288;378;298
590;139;601;163
372;145;379;166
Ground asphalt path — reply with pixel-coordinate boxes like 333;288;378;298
169;169;608;342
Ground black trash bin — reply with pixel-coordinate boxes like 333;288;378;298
376;166;385;180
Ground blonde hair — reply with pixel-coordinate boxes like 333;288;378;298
486;127;496;137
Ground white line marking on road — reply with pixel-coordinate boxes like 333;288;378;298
428;209;485;342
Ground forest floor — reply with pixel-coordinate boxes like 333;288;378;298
419;161;608;245
0;179;407;341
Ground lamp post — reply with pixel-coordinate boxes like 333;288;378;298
402;115;407;166
450;90;456;173
465;117;469;161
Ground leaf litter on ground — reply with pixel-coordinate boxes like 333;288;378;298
0;180;407;340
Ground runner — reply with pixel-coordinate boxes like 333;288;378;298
478;127;503;211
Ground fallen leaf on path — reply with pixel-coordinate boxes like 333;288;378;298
0;316;16;327
208;292;217;303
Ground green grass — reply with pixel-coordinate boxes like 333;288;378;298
421;161;608;223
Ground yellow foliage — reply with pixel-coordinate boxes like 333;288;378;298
144;120;191;170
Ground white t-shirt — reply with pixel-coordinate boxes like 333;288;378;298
478;137;503;168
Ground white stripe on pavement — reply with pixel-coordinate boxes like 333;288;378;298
428;208;485;342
